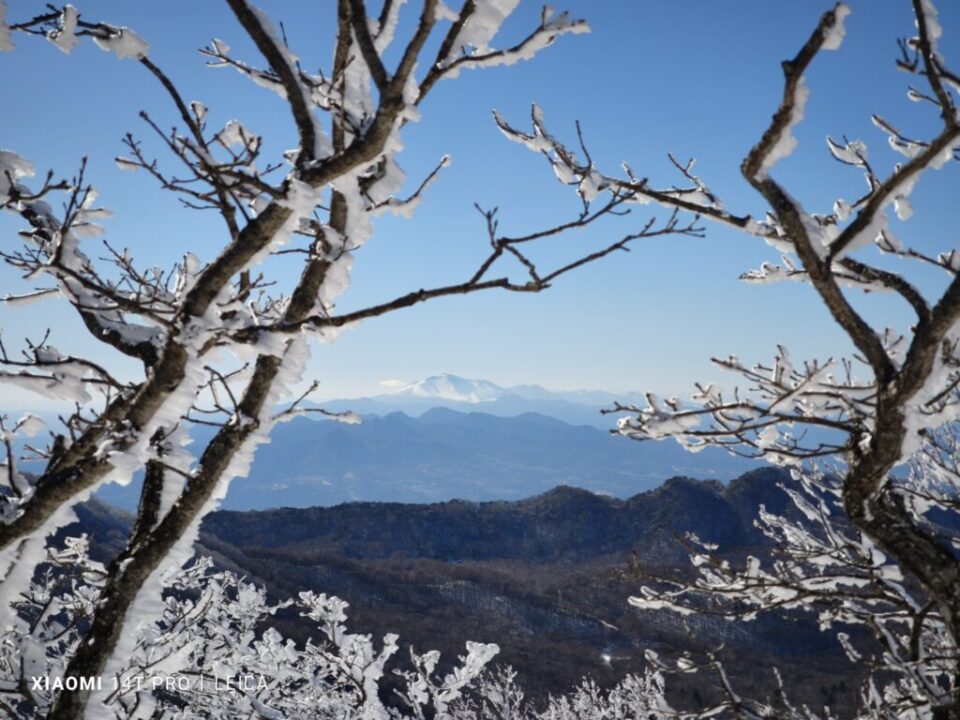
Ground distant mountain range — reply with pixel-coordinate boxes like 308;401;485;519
202;469;797;566
72;469;861;710
317;373;648;429
45;378;861;709
98;405;760;511
381;374;509;403
8;373;760;512
195;468;858;709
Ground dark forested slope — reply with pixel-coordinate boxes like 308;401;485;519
197;467;857;710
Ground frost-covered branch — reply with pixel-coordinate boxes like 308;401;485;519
483;2;960;717
633;463;959;719
1;2;673;717
230;204;702;341
0;552;505;719
612;346;873;464
0;547;677;719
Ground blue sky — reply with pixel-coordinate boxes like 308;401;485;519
1;0;958;409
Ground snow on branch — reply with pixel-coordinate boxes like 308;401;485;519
611;346;871;465
7;5;147;59
422;4;589;92
563;3;960;717
630;463;958;718
0;551;504;718
0;2;647;717
0;545;680;718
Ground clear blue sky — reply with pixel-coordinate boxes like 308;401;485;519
1;0;957;409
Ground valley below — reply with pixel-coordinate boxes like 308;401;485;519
76;467;863;714
54;378;867;713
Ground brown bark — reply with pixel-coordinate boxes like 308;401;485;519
48;185;342;717
0;0;423;557
738;6;960;716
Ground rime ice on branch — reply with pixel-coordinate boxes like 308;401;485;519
0;1;699;717
499;1;960;717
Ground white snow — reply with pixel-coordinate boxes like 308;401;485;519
0;149;37;206
93;25;149;59
448;0;521;57
821;3;851;51
833;199;852;221
918;0;943;56
372;0;406;52
1;289;58;306
755;78;809;179
0;150;35;180
49;5;79;54
384;373;507;403
440;6;588;79
826;136;867;166
243;1;331;160
211;37;230;55
875;227;904;254
832;202;887;258
189;100;207;122
15;413;46;437
114;156;140;171
218;119;254;149
0;0;12;52
893;195;913;220
90;335;312;716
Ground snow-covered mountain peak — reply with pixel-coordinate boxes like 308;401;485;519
384;374;507;404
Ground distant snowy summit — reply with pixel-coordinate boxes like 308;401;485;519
381;373;643;407
384;374;507;404
317;373;647;429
